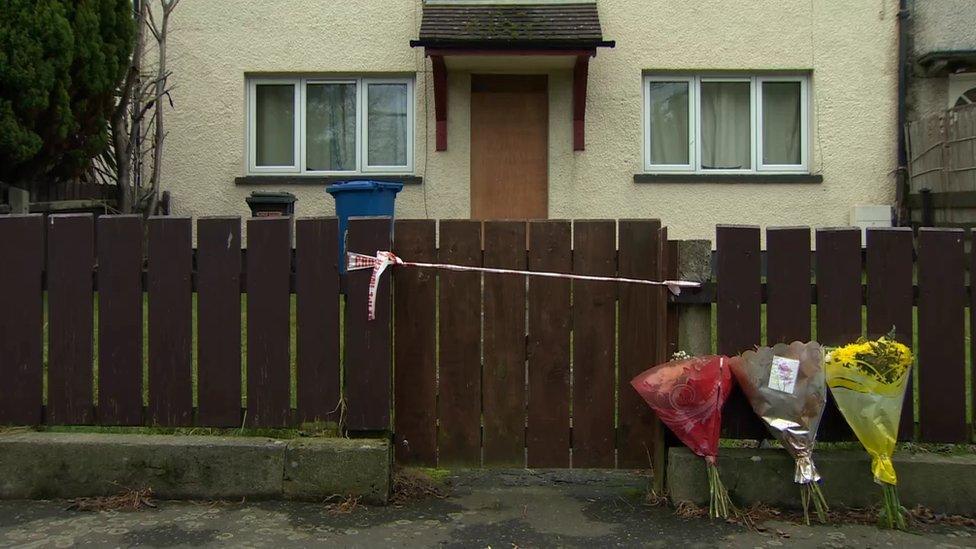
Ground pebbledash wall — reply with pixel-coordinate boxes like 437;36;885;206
161;0;899;241
908;0;976;118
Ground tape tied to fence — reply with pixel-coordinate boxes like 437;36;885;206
347;251;702;321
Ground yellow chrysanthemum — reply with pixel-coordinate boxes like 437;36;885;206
825;334;913;488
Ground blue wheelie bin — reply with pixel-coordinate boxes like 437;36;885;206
326;180;403;273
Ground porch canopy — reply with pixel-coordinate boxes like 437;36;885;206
410;2;615;151
917;49;976;77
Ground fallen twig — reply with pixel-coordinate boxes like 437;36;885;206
67;488;156;512
390;468;448;505
324;494;362;515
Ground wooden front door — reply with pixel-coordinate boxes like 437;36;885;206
470;75;548;220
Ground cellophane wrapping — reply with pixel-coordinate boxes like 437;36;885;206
730;341;829;523
825;336;913;529
631;355;734;518
729;342;826;484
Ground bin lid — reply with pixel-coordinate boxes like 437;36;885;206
326;180;404;195
247;191;297;204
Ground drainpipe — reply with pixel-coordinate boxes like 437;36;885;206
896;0;910;225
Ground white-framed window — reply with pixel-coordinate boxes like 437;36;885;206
643;74;809;174
247;76;414;175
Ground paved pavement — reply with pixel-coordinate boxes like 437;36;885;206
0;470;972;547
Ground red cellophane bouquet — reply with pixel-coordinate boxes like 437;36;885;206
631;355;736;519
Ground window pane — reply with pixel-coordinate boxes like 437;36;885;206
701;81;751;170
762;81;802;165
647;82;689;165
367;83;408;167
306;83;357;171
255;84;295;167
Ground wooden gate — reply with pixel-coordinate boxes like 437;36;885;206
392;219;670;469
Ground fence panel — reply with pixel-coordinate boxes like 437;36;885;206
972;229;976;442
865;228;915;440
917;228;967;442
393;219;437;465
815;228;861;441
526;220;572;468
246;217;292;428
716;225;765;439
618;220;666;467
571;220;616;468
96;215;144;426
344;217;393;431
0;215;43;425
482;221;527;466
436;220;482;466
47;214;94;425
907;113;947;195
295;217;340;424
906;104;976;226
197;217;242;427
947;106;976;195
147;216;193;426
765;227;811;345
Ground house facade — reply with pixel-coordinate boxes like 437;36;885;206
903;0;976;227
907;0;976;119
161;0;900;240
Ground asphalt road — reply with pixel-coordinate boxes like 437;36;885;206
0;470;972;548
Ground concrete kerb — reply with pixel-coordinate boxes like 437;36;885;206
0;432;390;504
667;447;976;516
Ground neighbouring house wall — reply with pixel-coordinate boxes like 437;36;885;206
911;0;976;53
161;0;899;241
908;0;976;118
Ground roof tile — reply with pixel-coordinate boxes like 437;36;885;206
417;3;608;47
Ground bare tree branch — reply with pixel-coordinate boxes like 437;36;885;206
91;0;179;215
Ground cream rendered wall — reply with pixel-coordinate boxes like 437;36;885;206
161;0;431;220
161;0;899;241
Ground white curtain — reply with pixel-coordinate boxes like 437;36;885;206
367;83;408;167
307;83;357;171
648;82;689;165
701;81;751;170
255;84;295;167
762;81;801;165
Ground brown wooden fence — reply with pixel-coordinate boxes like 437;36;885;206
0;214;670;470
0;214;350;429
709;225;972;444
1;214;972;472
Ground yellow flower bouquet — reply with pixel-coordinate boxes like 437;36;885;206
825;333;913;529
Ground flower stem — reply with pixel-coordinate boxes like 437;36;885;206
802;482;829;524
878;482;907;530
706;462;733;520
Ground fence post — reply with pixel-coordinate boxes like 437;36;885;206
656;239;712;494
674;240;712;356
344;217;393;433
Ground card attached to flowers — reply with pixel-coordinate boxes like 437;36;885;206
768;355;800;394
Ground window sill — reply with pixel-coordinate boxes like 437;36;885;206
235;175;422;186
634;173;823;184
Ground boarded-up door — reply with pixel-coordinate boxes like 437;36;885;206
470;75;548;220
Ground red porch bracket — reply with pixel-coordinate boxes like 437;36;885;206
573;54;589;151
432;55;448;151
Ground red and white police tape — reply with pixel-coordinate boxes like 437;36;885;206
347;251;702;320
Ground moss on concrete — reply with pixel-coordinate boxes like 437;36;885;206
0;433;389;503
667;447;976;516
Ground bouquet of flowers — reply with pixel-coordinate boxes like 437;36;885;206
631;355;735;519
825;333;913;529
729;341;828;524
